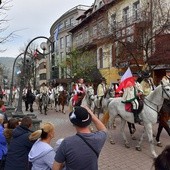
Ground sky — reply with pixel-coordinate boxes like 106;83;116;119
0;0;94;58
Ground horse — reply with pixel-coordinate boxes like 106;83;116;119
81;86;95;110
107;84;170;158
155;99;170;147
39;93;49;115
48;89;55;109
93;88;114;119
55;90;68;113
69;86;95;112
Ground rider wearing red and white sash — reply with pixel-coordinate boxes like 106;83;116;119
122;72;143;124
162;69;170;85
73;78;86;106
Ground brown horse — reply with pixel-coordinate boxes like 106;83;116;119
55;90;68;113
155;99;170;147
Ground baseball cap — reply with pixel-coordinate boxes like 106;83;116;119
69;106;92;127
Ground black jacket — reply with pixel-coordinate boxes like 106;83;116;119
5;125;34;170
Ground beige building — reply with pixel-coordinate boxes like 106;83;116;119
47;5;91;87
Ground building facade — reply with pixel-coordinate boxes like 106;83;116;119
47;5;91;88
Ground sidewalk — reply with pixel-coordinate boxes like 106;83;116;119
32;104;169;170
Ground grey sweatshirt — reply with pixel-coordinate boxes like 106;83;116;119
28;139;55;170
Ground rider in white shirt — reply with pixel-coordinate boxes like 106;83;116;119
40;83;48;99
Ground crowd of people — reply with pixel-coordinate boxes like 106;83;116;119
0;104;107;170
0;69;170;170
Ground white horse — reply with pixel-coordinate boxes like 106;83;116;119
49;89;55;109
69;86;95;112
81;86;95;110
108;83;170;158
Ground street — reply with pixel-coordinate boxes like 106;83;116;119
30;103;169;170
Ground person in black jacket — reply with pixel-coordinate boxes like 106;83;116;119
25;86;35;112
4;116;35;170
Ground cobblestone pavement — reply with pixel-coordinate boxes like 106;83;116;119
29;103;169;170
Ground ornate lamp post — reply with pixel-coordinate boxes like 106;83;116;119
9;53;24;106
14;36;53;115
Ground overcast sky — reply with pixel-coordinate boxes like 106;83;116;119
0;0;94;58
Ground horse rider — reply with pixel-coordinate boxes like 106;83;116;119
162;69;170;85
96;77;107;108
140;71;155;97
122;72;143;124
72;78;86;106
39;82;48;99
58;84;64;93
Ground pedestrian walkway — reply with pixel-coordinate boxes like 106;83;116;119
31;104;169;170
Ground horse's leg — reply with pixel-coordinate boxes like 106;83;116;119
44;105;47;115
127;122;136;140
136;128;145;151
142;123;157;158
108;115;116;144
121;119;130;148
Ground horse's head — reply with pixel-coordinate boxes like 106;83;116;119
105;88;114;98
86;86;95;100
161;83;170;100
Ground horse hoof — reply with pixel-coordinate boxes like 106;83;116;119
157;142;163;147
131;136;137;140
125;143;130;148
110;140;115;145
136;146;141;151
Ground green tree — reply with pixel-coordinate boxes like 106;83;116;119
59;49;102;83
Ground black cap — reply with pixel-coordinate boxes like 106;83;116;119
132;72;138;77
69;106;92;127
166;69;170;72
141;71;151;78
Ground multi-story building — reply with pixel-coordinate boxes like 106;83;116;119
47;5;91;88
44;0;169;87
70;0;170;85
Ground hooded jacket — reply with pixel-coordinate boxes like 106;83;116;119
5;125;34;170
29;139;55;170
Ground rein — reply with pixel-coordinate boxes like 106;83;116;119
144;85;170;113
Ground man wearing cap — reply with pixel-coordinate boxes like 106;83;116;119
52;106;107;170
140;71;155;96
162;69;170;85
96;77;107;108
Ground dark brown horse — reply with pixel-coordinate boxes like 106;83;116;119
155;99;170;147
55;90;68;113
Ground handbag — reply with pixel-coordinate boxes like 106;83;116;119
76;133;99;158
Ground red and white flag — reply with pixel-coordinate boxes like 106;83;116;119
116;67;135;92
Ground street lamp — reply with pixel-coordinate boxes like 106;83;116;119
9;53;24;106
15;36;53;115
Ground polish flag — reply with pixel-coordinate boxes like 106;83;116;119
116;67;135;92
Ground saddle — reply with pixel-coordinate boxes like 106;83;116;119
125;99;143;114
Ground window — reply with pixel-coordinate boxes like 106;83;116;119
65;35;71;47
65;20;69;28
123;7;129;25
84;30;89;42
92;25;97;36
40;73;46;80
99;1;102;8
70;18;74;26
60;37;64;49
133;1;140;21
99;48;103;68
60;23;64;30
60;52;64;62
111;13;116;30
